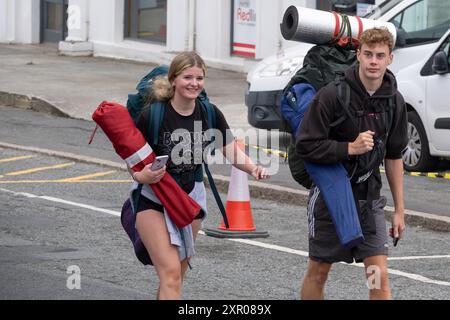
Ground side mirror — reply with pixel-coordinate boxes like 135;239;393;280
394;27;407;48
432;50;449;74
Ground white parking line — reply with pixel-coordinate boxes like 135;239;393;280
0;187;120;217
2;187;450;287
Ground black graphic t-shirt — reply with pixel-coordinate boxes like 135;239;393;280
136;101;233;190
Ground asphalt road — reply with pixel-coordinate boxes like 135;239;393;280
1;148;450;300
1;106;450;300
1;105;449;217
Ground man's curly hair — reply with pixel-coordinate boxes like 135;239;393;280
359;27;394;53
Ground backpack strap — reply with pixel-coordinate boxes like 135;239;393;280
331;74;356;128
197;98;229;228
198;97;216;155
384;96;395;137
149;101;165;147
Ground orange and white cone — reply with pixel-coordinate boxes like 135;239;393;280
205;142;269;238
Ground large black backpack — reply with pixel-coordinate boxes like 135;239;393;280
281;44;394;189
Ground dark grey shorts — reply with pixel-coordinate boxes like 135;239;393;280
307;186;389;264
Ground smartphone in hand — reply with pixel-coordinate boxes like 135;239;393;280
150;155;169;171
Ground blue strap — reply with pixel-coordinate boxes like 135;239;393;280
199;98;216;155
150;101;165;147
199;100;228;227
204;163;229;228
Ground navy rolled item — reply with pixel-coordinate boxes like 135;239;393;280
303;160;364;248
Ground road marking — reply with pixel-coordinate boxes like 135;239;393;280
56;170;117;182
345;261;450;286
209;232;450;287
387;255;450;261
0;179;131;184
1;188;450;287
0;155;36;163
216;234;450;263
0;188;120;216
380;168;450;179
4;162;75;176
247;144;288;159
250;145;450;179
408;172;450;179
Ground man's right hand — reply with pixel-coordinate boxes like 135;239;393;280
348;130;375;156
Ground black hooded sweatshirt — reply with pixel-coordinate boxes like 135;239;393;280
296;64;408;200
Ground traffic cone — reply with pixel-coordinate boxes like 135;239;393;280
205;141;269;239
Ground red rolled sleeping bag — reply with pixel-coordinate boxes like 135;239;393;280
92;101;201;228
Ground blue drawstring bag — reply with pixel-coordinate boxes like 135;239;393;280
303;160;364;248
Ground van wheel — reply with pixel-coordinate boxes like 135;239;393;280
402;111;437;172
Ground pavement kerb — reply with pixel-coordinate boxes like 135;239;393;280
0;91;70;118
1;140;449;233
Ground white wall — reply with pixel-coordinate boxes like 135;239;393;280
0;0;39;43
85;0;320;71
89;0;124;43
255;0;281;59
0;0;326;71
18;0;40;43
66;0;89;41
166;0;188;52
0;0;8;42
196;0;231;60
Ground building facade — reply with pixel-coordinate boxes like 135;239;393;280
0;0;380;72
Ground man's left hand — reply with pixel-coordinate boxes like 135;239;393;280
390;212;405;242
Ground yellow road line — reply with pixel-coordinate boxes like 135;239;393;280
251;146;450;179
4;162;75;176
255;146;449;179
0;155;36;163
56;170;117;182
0;179;132;184
247;144;288;159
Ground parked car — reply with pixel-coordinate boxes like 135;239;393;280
245;0;450;171
397;28;450;171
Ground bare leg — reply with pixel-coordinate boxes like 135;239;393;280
363;255;391;300
300;259;332;300
136;209;182;300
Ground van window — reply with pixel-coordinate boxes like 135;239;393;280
389;0;450;46
364;0;403;19
441;37;450;67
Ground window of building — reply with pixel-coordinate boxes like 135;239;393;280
41;0;68;43
124;0;167;44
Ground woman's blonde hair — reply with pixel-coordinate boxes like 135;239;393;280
151;51;207;101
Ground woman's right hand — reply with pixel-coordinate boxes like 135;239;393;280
133;163;166;184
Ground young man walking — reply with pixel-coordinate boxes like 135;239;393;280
296;28;408;300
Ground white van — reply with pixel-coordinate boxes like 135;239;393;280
397;28;450;171
245;0;450;171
